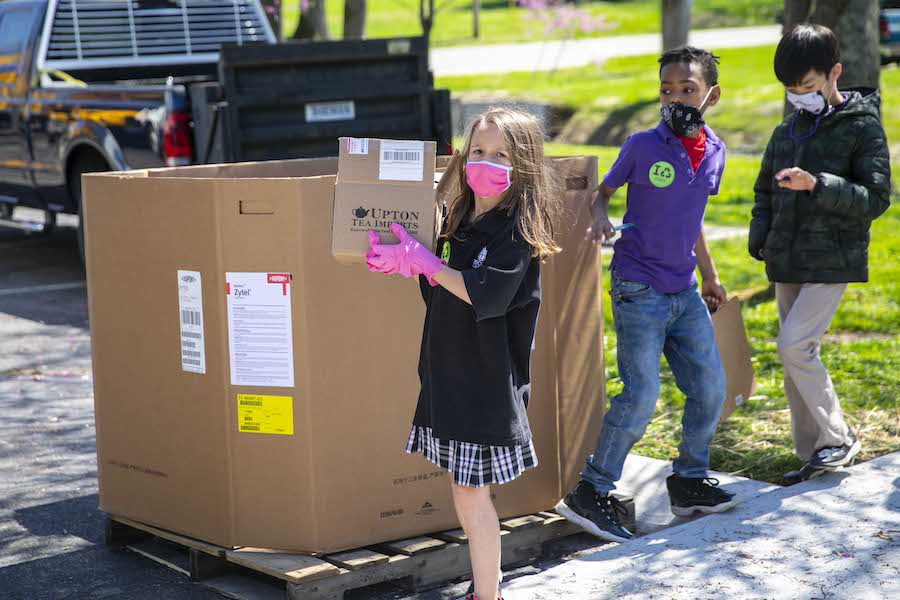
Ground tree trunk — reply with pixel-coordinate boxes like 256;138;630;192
834;0;881;89
661;0;692;51
420;0;435;43
473;0;481;39
782;0;812;33
343;0;366;40
784;0;854;31
292;0;329;40
260;0;281;41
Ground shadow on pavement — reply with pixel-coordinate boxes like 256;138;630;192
0;227;87;329
0;494;219;600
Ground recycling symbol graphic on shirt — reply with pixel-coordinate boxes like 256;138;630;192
649;161;675;188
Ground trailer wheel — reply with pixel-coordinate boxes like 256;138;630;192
67;153;110;264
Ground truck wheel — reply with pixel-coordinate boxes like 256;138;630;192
68;154;110;263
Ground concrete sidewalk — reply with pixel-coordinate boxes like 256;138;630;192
431;25;781;77
500;452;900;600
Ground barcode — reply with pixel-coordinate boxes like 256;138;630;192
182;340;196;348
241;425;260;431
240;400;263;406
182;332;202;339
181;310;201;326
182;350;201;358
383;151;421;162
183;359;201;366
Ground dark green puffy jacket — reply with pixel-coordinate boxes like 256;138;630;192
749;88;892;283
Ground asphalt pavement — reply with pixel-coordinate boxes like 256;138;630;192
0;225;222;600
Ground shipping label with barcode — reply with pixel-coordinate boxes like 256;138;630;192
305;100;355;123
237;394;294;435
347;137;369;155
177;270;206;374
379;140;425;182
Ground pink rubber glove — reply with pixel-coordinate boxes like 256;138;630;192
366;224;444;285
365;231;401;275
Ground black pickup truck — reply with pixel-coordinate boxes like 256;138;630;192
0;0;451;256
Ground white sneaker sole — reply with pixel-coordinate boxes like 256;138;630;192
816;439;862;468
553;499;633;543
670;498;741;518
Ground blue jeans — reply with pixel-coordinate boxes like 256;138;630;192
581;271;727;495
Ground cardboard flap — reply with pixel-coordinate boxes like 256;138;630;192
337;137;436;186
711;297;757;421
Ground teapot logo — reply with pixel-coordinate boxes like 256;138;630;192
352;207;369;219
417;501;438;516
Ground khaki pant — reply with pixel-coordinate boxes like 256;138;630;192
776;283;851;461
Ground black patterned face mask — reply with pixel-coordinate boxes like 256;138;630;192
660;86;715;137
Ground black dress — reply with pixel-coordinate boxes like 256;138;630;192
405;207;541;488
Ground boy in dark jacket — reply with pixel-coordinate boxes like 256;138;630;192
749;25;891;484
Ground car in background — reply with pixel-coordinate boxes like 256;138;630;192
882;1;900;64
1;0;451;261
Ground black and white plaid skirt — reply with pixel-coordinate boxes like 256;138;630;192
405;425;538;488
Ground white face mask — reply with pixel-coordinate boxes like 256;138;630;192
786;75;835;115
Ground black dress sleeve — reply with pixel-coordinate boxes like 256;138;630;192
461;232;533;322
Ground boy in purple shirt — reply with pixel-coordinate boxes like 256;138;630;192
556;47;738;542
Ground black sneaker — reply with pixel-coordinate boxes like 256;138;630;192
554;480;634;543
666;475;739;517
809;430;861;469
783;463;830;486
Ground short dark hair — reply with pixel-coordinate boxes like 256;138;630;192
658;46;720;86
774;24;840;86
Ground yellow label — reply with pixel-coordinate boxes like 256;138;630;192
237;394;294;435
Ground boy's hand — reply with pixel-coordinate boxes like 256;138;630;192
775;167;817;192
701;279;727;310
586;215;615;244
586;188;615;243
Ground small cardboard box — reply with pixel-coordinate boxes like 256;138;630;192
711;298;757;421
333;138;440;261
83;153;605;554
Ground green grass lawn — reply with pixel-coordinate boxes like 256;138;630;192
544;140;900;483
281;0;780;47
442;46;900;157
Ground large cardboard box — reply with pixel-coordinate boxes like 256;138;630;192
83;154;604;554
711;298;757;421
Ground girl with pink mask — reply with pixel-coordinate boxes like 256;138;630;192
366;107;563;600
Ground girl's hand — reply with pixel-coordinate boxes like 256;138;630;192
365;231;402;275
366;224;445;285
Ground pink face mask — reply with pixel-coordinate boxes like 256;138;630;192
465;160;513;198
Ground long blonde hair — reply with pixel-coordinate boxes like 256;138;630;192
438;107;563;260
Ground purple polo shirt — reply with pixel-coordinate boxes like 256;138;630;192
603;120;726;294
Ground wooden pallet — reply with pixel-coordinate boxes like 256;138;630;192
107;500;635;600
